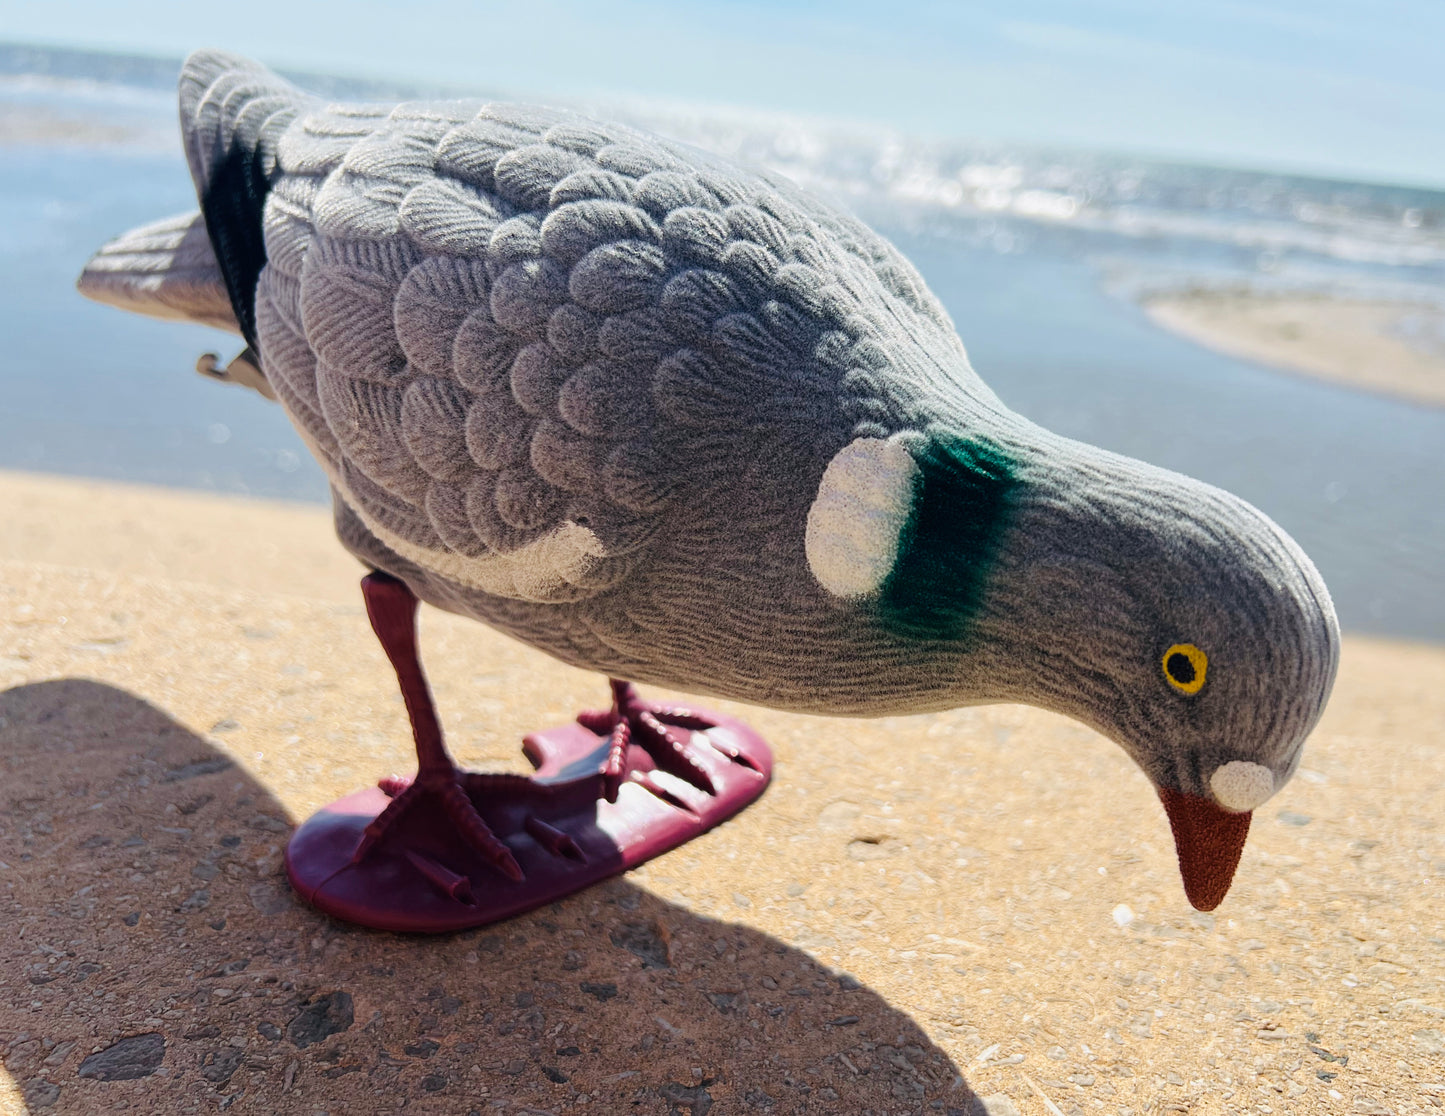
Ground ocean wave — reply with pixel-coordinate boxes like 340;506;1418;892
607;100;1445;278
7;57;1443;292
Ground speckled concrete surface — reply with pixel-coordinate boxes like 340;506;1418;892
1;471;1442;1116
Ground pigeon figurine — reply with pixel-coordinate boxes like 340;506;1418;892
79;51;1338;928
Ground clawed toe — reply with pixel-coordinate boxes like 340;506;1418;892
377;774;412;796
634;708;717;795
354;771;523;883
588;679;720;798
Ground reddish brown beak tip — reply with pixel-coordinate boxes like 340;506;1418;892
1157;787;1252;911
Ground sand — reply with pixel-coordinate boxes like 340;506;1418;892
0;103;160;148
1;469;1442;1116
1143;292;1445;408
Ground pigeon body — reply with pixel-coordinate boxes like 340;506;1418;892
80;52;1339;908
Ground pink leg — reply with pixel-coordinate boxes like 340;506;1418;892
351;572;522;881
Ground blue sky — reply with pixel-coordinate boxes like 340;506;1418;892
3;0;1442;187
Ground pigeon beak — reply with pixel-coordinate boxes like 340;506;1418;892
1156;786;1252;911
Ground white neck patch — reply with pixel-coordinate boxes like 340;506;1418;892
805;437;920;599
1209;760;1276;812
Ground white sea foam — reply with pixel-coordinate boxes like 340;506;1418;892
603;97;1445;292
8;60;1443;305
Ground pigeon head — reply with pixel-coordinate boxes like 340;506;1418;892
805;423;1340;910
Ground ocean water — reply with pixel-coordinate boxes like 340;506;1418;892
1;68;1442;641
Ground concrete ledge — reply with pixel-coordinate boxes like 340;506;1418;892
1;471;1441;1114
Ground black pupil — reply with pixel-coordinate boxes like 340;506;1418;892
1166;652;1196;685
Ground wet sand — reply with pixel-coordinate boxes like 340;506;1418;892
1;470;1442;1115
1144;291;1445;408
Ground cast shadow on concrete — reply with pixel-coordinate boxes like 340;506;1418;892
1;679;983;1115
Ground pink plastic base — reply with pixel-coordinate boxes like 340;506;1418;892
285;708;772;933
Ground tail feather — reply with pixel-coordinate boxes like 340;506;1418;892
178;50;314;349
76;50;316;403
76;210;240;334
178;50;305;199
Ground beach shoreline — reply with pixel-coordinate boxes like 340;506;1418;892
1143;289;1445;408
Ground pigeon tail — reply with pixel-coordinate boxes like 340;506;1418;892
178;49;314;350
76;210;240;334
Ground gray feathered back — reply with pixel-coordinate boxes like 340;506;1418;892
176;52;991;637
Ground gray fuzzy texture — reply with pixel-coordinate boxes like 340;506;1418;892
79;51;1339;805
74;210;239;333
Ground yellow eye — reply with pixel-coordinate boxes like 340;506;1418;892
1162;643;1208;694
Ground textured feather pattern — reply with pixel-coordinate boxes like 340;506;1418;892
172;53;1336;779
76;211;240;333
179;51;982;609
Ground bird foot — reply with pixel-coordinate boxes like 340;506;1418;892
286;689;773;933
354;766;524;884
576;680;761;804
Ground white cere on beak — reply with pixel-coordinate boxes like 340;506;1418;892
805;437;920;599
1209;761;1276;812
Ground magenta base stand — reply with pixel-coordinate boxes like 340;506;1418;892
286;704;772;933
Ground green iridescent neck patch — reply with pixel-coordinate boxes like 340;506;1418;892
879;433;1019;642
